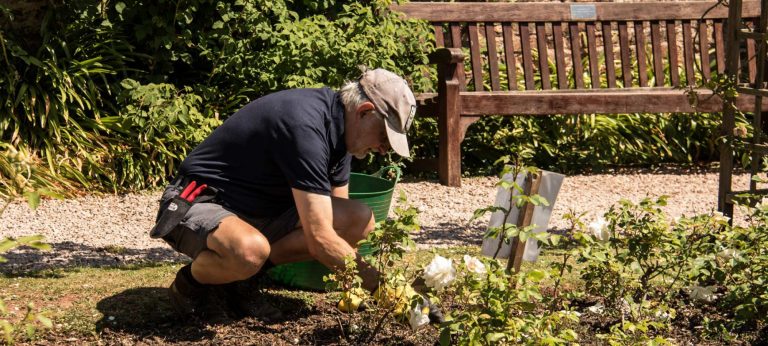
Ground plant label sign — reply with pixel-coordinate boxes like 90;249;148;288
481;169;565;262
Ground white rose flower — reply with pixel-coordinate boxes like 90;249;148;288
654;310;671;321
463;255;487;277
408;303;430;331
712;211;731;224
588;216;610;242
423;255;456;291
586;303;605;315
688;285;718;302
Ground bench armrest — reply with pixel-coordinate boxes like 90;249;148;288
428;48;464;65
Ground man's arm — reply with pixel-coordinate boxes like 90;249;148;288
292;188;379;291
331;184;349;199
292;188;355;271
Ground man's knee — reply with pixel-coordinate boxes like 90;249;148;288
231;233;271;279
350;202;376;243
212;218;272;280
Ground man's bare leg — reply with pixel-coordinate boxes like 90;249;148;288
192;216;271;284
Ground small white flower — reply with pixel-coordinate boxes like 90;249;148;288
712;211;731;224
463;255;487;277
654;310;671;321
423;255;456;291
408;303;430;331
688;285;718;303
588;216;610;241
586;303;605;314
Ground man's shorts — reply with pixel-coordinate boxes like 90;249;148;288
156;183;300;259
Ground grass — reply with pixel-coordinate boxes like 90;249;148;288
0;246;589;343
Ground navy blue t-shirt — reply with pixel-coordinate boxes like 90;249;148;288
178;88;351;217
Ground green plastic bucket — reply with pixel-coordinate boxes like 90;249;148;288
268;166;401;290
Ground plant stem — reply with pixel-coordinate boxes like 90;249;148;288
550;252;571;309
493;165;522;260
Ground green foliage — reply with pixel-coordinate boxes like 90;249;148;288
439;263;580;346
0;1;136;192
575;197;720;308
99;79;221;189
0;0;433;194
112;0;433;115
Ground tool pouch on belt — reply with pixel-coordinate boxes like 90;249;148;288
149;196;192;239
149;183;218;239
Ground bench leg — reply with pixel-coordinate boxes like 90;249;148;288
439;79;461;187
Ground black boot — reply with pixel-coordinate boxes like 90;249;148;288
168;265;232;324
222;274;284;322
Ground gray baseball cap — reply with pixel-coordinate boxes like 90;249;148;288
359;68;417;158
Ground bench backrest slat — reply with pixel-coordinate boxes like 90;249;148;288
520;23;536;90
667;21;680;87
468;22;484;91
502;23;517;89
586;22;600;88
485;22;502;91
603;22;617;88
618;21;632;87
570;23;585;88
433;23;444;47
714;21;726;74
553;23;568;89
699;21;712;81
746;19;758;84
635;21;648;87
399;1;761;93
651;21;664;87
536;22;552;89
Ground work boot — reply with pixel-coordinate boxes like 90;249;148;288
168;267;232;324
222;275;284;322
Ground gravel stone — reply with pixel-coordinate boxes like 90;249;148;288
0;168;754;272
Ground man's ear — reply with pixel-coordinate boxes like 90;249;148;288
355;102;376;118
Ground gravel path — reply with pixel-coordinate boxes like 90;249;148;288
0;168;754;273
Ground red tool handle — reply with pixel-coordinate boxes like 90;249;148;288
180;181;197;199
186;184;208;202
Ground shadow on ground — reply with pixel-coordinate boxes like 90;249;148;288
0;241;186;274
413;222;484;247
95;286;315;343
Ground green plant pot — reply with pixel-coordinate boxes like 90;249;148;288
267;166;401;291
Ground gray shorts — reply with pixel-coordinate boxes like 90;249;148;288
157;184;300;259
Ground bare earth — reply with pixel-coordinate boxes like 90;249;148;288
0;167;755;272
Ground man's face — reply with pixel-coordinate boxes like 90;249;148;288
346;106;391;159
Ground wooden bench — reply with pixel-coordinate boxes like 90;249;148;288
392;1;767;186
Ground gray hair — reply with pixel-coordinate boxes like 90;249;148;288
339;80;370;113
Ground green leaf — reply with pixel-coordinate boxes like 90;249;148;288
526;269;546;281
439;328;452;346
485;332;506;342
24;191;40;210
212;21;224;29
115;2;126;14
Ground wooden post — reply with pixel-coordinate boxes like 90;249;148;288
719;0;742;218
436;53;464;187
507;171;542;273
